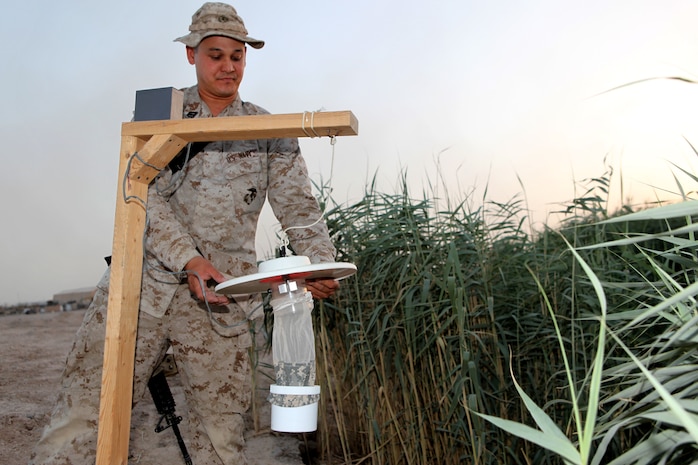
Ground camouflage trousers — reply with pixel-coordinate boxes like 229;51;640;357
29;281;254;465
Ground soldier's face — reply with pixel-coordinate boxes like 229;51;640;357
187;36;247;102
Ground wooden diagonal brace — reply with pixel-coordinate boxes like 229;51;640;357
129;134;188;183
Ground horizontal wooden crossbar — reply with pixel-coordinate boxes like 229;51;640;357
122;110;359;143
125;111;358;184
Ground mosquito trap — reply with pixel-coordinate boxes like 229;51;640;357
215;255;356;432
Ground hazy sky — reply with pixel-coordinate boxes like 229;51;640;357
2;0;698;304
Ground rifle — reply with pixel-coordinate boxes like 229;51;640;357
148;369;193;465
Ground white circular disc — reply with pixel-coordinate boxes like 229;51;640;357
215;261;357;295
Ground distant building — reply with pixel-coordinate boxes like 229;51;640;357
53;287;97;311
0;287;97;316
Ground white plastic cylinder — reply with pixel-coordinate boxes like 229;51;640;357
269;384;321;432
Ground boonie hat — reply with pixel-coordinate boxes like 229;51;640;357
175;2;265;49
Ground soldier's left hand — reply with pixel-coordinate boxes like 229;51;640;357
306;279;340;299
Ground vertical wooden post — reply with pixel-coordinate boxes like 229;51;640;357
95;134;147;465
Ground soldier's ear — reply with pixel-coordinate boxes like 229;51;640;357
186;46;196;65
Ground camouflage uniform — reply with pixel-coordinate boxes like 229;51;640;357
30;85;336;465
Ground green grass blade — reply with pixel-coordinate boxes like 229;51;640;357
606;430;696;465
607;326;698;443
563;238;608;464
474;411;581;465
599;200;698;223
508;363;569;442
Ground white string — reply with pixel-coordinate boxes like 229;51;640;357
301;111;321;138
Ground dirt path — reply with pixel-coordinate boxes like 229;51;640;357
0;310;305;465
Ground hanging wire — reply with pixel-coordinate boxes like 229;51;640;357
278;133;337;254
121;151;165;208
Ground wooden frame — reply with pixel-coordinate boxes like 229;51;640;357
96;111;358;465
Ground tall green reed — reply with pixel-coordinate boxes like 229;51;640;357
474;174;698;464
315;173;551;463
310;163;697;464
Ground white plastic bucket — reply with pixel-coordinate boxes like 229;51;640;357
269;384;321;432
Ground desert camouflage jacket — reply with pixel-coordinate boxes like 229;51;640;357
132;85;336;318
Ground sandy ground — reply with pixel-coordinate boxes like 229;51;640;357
0;310;309;465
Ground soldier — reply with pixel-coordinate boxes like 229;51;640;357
30;3;339;464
